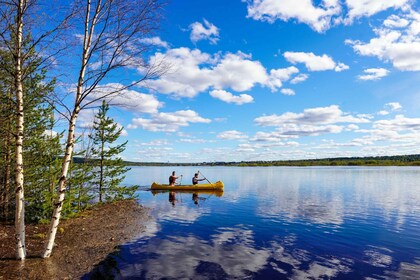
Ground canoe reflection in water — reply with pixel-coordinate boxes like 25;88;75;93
151;189;224;207
192;192;207;205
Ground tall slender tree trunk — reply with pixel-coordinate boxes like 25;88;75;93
42;109;79;258
99;139;104;202
14;0;26;260
43;1;93;258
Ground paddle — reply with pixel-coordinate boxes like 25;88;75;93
178;174;183;185
198;170;212;184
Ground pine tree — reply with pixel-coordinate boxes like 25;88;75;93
66;134;95;214
89;100;134;202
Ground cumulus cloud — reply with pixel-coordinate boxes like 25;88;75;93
190;19;220;44
86;83;162;114
266;66;299;90
128;110;211;132
280;88;295;96
373;114;420;131
346;10;420;71
377;110;390;116
290;73;309;84
244;0;412;32
147;48;299;98
383;14;410;28
245;0;342;33
385;102;402;111
139;37;169;48
42;129;59;138
255;105;369;126
345;0;411;23
377;102;403;115
251;105;370;142
358;68;390;80
284;52;349;72
136;139;171;146
217;130;248;140
210;89;253;105
254;124;344;140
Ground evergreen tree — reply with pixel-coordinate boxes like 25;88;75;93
89;101;134;202
0;48;14;221
66;134;95;215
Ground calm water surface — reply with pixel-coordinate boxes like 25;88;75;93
87;166;420;279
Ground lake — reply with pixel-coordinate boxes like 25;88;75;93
86;166;420;279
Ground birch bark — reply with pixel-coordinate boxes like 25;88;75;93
14;0;26;261
42;0;96;258
43;0;165;257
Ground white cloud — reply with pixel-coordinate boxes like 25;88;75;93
210;89;254;105
346;124;359;130
128;110;211;132
245;0;413;32
383;14;410;28
335;62;350;72
190;19;220;44
236;143;255;152
261;124;344;139
42;129;59;138
211;52;268;91
251;105;371;142
386;102;402;111
245;0;342;33
147;48;294;98
377;110;390;116
267;66;299;90
139;37;169;48
290;73;309;84
136;139;170;146
378;102;403;115
358;68;390;80
280;88;295;96
255;105;370;126
217;130;248;140
86;83;162;114
284;52;348;72
346;10;420;71
373;114;420;131
345;0;411;23
178;138;207;144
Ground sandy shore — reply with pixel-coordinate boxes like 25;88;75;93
0;200;150;279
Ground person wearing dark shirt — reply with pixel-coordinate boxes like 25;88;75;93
192;173;205;185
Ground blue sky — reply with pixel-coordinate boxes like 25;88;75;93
72;0;420;163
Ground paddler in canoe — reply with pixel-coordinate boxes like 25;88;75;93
169;171;182;186
192;172;206;185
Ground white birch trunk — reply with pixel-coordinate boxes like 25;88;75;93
14;0;26;260
42;111;79;258
42;0;95;258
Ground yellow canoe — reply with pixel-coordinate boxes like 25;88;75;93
150;181;224;191
151;189;224;197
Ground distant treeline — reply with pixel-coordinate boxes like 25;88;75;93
116;154;420;167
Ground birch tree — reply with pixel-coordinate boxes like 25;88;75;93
0;0;71;259
42;0;165;258
0;0;29;260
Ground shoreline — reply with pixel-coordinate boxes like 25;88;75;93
0;199;150;279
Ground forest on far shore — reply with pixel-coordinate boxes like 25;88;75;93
120;154;420;167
